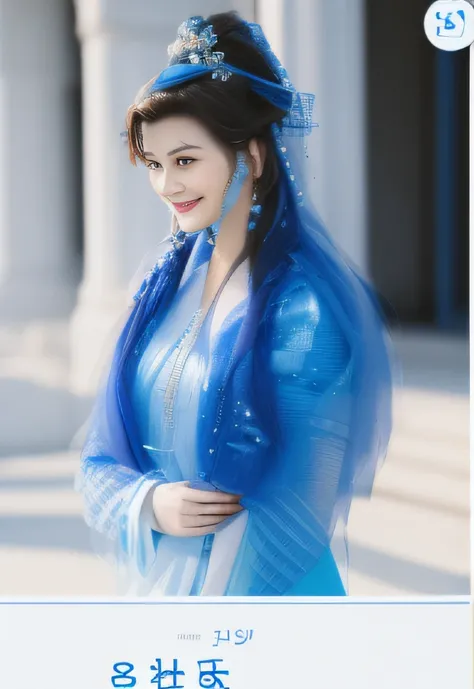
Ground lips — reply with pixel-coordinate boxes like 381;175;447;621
172;198;202;213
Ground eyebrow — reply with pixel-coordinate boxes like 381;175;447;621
143;143;202;158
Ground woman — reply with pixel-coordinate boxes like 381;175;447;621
78;12;392;597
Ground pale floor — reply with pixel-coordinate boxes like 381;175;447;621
0;330;469;597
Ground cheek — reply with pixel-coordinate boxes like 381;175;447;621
200;164;232;201
148;171;161;195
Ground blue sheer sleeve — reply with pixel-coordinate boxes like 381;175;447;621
222;267;354;595
78;454;164;542
76;310;169;581
78;457;167;585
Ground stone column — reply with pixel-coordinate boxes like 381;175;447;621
70;0;255;395
471;44;474;337
257;0;369;274
0;0;79;321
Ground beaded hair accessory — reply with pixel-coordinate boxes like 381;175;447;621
141;16;295;115
167;16;232;81
130;16;316;142
167;17;316;138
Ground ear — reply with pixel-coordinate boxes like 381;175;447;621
248;138;266;179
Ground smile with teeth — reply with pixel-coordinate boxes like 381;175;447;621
172;198;202;213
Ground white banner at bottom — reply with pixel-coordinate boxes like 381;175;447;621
0;598;471;688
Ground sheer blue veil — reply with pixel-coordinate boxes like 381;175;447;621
242;20;393;495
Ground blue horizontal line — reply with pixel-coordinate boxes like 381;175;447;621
0;601;470;606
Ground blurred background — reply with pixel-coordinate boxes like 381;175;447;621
0;0;469;596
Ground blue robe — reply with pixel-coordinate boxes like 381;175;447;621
78;230;362;596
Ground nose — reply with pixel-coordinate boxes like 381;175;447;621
155;168;185;199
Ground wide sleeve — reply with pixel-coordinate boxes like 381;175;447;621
223;273;354;596
75;308;168;582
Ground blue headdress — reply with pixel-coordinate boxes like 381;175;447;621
147;20;293;109
79;15;393;595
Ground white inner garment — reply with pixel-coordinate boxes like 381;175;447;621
200;257;250;594
140;255;251;596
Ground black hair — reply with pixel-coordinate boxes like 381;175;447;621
125;11;289;264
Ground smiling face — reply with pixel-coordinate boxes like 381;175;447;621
141;115;235;233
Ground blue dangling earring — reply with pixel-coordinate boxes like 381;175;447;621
207;152;249;246
206;176;232;246
248;179;262;232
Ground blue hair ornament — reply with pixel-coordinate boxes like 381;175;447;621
143;62;294;114
140;16;296;118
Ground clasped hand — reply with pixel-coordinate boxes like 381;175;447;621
152;481;244;537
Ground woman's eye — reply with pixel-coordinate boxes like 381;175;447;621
177;158;194;167
146;161;161;170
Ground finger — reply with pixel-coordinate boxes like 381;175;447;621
181;514;232;528
182;501;244;516
179;521;233;537
183;488;242;503
182;487;242;503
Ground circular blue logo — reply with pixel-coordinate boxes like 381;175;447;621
424;0;474;50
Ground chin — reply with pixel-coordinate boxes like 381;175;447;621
178;222;207;234
177;213;220;234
